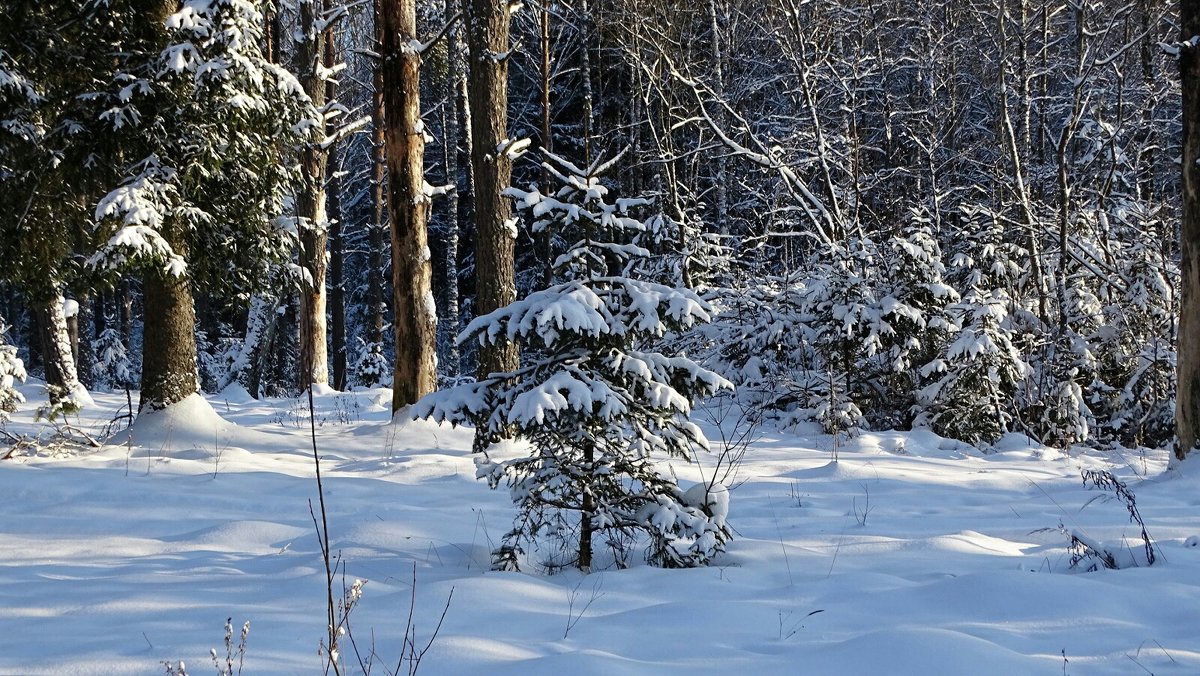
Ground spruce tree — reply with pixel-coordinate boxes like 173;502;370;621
416;152;733;571
0;316;26;423
87;0;313;410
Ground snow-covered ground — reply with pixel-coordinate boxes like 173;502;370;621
2;383;1199;675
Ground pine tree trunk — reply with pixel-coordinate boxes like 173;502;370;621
467;0;518;380
538;0;554;286
578;0;594;164
297;0;330;390
326;21;347;392
120;280;133;355
140;267;198;411
383;0;438;410
367;0;388;354
75;294;94;389
35;294;82;408
1176;0;1200;459
329;153;347;391
441;20;464;378
579;439;595;572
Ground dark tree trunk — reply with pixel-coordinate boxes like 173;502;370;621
466;0;518;380
367;0;388;354
383;0;438;410
120;280;133;355
326;19;347;392
329;155;347;391
440;15;465;379
35;295;81;407
140;268;198;411
1177;0;1200;459
538;0;554;286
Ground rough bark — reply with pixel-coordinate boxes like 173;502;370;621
326;22;347;392
466;0;518;380
35;295;82;408
383;0;438;410
441;17;465;378
367;0;388;352
329;150;347;391
140;268;198;411
578;0;594;163
538;0;554;285
1177;0;1200;459
297;0;330;390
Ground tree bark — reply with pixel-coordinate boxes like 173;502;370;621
441;16;465;379
367;0;388;355
1177;0;1200;459
383;0;438;410
140;267;198;411
326;18;346;392
538;0;554;285
35;294;82;408
466;0;518;380
297;0;330;390
329;150;347;391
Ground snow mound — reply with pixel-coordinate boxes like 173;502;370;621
113;393;233;450
217;382;254;404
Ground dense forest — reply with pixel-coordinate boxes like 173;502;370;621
0;0;1194;456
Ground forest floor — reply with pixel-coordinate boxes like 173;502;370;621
1;383;1199;674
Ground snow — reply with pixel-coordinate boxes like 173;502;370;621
2;387;1200;674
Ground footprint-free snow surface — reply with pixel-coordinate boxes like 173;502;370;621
2;385;1199;674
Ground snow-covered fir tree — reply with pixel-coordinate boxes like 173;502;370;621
0;316;26;423
874;218;960;427
416;151;733;571
353;340;390;389
91;325;131;393
1095;204;1178;447
86;0;313;410
916;210;1029;445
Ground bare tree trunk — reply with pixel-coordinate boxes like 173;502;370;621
35;294;83;408
440;17;465;378
538;0;554;285
466;0;518;380
297;0;330;390
578;0;594;163
329;148;347;391
140;267;198;411
1176;0;1200;459
326;20;346;392
367;0;388;355
120;280;133;355
383;0;438;410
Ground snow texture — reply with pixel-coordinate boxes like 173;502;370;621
1;388;1198;674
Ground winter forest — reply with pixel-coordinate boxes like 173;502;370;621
4;0;1200;673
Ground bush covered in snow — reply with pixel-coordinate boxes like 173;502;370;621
0;317;26;422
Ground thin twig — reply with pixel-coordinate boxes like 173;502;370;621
308;386;340;676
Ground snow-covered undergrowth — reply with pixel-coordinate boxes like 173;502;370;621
2;383;1199;674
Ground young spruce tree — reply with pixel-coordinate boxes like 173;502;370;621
416;151;733;572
